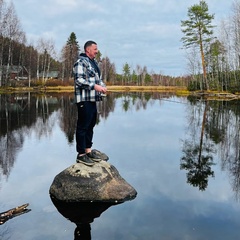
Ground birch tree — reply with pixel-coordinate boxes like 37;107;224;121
36;38;56;82
100;56;116;83
4;1;22;84
231;0;240;70
0;0;7;85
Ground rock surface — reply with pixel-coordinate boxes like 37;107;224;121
49;161;137;202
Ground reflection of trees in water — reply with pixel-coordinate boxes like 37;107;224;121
214;101;240;199
0;93;61;178
111;92;176;112
59;95;77;144
97;93;116;120
181;140;215;191
181;100;216;191
181;97;240;195
0;94;28;178
0;131;24;178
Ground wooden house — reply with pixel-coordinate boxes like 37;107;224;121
0;65;28;80
38;71;59;79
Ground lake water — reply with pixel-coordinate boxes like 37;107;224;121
0;92;240;240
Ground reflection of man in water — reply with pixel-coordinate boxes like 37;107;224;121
74;223;91;240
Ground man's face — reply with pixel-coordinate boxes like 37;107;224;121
86;44;98;59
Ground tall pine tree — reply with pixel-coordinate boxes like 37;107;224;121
61;32;79;80
181;0;215;90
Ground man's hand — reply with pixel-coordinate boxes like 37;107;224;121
94;84;107;94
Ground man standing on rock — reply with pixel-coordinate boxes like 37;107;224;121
73;40;107;166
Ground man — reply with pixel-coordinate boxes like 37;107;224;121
73;40;107;166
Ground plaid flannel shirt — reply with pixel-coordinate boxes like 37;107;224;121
73;54;106;103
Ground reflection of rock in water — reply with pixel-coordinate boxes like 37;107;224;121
50;195;120;224
50;195;121;240
74;223;91;240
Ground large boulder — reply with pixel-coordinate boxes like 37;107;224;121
49;161;137;202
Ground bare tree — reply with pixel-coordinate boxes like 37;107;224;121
4;1;23;84
135;64;142;86
231;0;240;70
142;66;147;86
0;0;8;85
217;19;232;90
100;56;116;83
36;38;56;82
45;39;56;81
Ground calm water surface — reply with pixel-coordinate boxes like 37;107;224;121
0;92;240;240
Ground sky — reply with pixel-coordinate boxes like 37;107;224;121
7;0;233;76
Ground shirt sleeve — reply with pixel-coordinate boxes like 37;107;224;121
99;79;106;87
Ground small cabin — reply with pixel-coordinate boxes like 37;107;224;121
0;65;28;80
39;71;59;79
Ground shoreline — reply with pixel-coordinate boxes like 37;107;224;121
0;85;239;100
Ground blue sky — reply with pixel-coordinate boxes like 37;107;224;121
8;0;232;76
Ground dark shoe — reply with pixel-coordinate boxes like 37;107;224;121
76;154;95;166
91;149;109;161
86;151;102;162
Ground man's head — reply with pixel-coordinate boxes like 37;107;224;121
84;40;98;59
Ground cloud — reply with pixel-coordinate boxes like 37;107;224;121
136;22;180;38
124;0;157;5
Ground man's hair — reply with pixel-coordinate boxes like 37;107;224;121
84;40;97;51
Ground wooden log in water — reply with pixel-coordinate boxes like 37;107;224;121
0;203;30;225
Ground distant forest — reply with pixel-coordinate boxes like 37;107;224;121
0;0;240;92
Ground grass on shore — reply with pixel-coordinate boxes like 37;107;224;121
0;85;189;94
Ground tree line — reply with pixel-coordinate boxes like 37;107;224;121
0;0;240;92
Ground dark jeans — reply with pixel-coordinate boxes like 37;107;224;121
76;101;97;154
